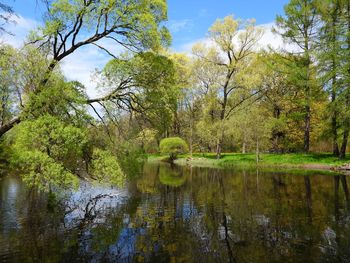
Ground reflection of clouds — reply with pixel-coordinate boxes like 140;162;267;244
320;227;338;255
255;214;270;227
63;181;128;227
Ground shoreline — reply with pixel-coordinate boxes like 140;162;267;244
148;153;350;175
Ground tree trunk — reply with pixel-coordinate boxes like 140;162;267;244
216;122;225;159
189;116;193;157
303;28;311;153
272;105;281;153
304;103;311;153
339;124;349;159
242;141;246;154
331;89;339;156
242;121;247;153
0;117;20;138
256;138;259;164
304;56;311;153
339;90;350;159
331;11;340;156
216;136;223;159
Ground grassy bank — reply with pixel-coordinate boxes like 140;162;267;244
148;153;350;170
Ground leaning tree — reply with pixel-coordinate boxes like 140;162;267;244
0;0;171;137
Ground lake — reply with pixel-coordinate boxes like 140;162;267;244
1;162;350;262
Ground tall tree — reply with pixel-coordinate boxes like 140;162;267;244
316;0;343;156
275;0;319;152
338;0;350;158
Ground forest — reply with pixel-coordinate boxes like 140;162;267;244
1;0;350;189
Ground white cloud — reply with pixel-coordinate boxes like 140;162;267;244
0;14;39;47
168;19;193;33
177;22;298;54
60;38;125;98
258;23;298;52
60;47;108;99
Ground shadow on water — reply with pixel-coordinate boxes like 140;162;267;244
1;164;350;262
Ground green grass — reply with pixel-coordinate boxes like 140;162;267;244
148;152;350;170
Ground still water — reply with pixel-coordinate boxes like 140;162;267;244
1;162;350;262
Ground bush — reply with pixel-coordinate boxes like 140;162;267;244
159;137;189;161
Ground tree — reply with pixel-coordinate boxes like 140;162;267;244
0;45;51;136
314;0;350;158
228;103;272;161
257;52;315;152
93;51;179;137
0;45;17;126
316;0;343;155
0;0;171;137
275;0;319;153
159;137;189;161
192;15;263;158
334;0;350;159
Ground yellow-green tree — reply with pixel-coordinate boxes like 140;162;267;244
192;15;263;158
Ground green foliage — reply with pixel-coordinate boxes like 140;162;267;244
90;148;125;187
16;150;79;192
37;0;170;52
98;51;179;136
0;45;20;125
159;137;189;160
135;128;159;153
10;114;86;191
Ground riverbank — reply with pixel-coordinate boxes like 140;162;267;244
148;153;350;171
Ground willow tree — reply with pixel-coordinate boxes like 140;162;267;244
275;0;319;153
192;15;263;158
0;0;171;137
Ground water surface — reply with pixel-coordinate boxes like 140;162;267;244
1;163;350;262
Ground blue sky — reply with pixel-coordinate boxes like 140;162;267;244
10;0;289;50
168;0;289;50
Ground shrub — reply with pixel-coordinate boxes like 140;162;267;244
159;137;189;161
